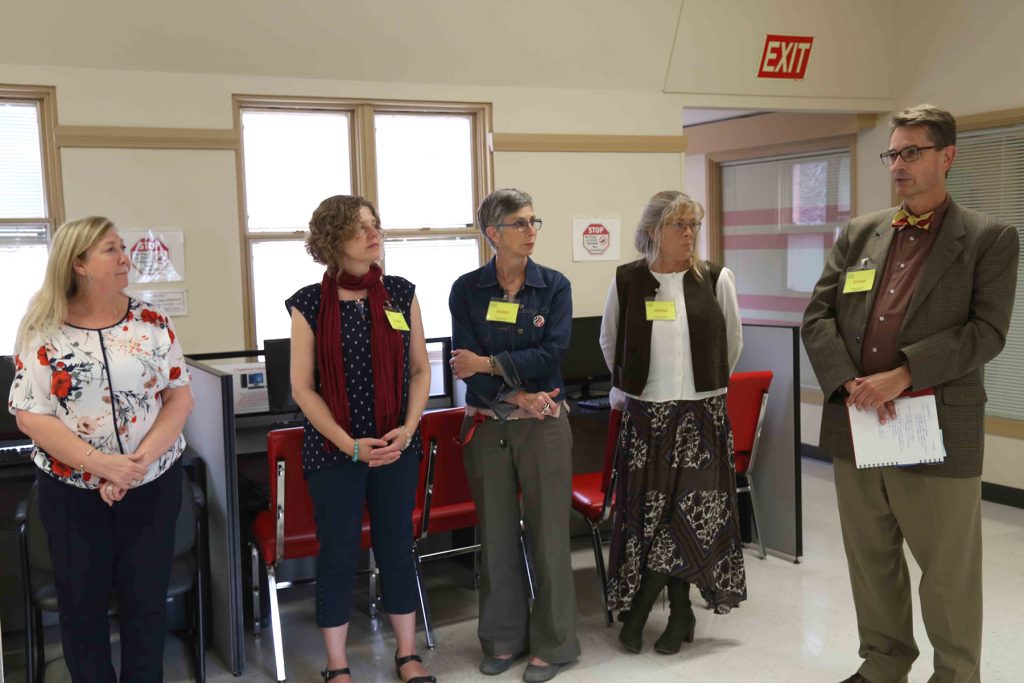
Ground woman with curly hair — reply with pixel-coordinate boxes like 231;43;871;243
286;195;433;682
9;216;194;682
599;191;747;655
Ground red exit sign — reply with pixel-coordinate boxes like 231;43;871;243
758;34;814;79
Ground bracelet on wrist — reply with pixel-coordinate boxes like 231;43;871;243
351;440;360;463
78;446;95;475
488;355;495;376
399;425;412;449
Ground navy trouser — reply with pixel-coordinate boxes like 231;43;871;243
36;459;183;683
306;450;420;627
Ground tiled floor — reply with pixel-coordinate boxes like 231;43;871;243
22;458;1024;681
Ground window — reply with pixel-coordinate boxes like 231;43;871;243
946;123;1024;420
0;87;61;353
719;149;851;389
237;98;491;352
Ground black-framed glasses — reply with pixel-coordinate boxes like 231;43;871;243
665;220;701;232
495;217;543;232
879;145;938;166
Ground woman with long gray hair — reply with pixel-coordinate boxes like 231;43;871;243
599;190;746;655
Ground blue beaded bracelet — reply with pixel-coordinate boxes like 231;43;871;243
352;440;360;463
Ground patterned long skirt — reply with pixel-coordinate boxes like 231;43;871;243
606;394;747;614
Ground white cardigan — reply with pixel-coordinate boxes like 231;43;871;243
599;266;743;408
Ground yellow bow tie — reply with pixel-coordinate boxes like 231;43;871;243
892;209;934;230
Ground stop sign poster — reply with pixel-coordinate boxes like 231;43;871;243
121;229;186;283
572;217;621;262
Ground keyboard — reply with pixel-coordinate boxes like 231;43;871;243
577;396;611;410
0;443;34;468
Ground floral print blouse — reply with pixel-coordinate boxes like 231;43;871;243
7;299;190;489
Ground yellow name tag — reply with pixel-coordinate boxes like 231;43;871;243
843;269;876;294
645;300;677;321
384;308;410;331
486;300;520;323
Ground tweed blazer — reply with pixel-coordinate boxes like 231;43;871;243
802;200;1019;477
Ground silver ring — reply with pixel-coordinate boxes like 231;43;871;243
542;402;551;414
106;484;114;493
131;479;140;487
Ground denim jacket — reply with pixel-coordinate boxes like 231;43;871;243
449;257;572;411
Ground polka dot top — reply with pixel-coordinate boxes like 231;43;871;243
285;275;422;476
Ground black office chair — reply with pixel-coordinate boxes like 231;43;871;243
17;469;208;682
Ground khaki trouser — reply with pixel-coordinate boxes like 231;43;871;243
462;410;581;664
833;458;982;683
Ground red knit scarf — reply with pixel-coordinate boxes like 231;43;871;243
316;264;404;447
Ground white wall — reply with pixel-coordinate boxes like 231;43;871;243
0;63;688;351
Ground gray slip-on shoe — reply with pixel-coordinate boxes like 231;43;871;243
522;660;566;683
479;652;526;676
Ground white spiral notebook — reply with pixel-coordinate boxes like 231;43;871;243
847;392;946;469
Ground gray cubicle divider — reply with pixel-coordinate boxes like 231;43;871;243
183;360;245;674
735;324;802;561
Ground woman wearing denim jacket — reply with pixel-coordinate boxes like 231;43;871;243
448;188;580;683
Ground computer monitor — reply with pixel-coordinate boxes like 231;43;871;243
1;355;30;441
263;338;299;415
560;316;611;398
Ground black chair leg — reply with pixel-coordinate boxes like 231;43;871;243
589;521;613;626
34;607;45;681
24;606;36;683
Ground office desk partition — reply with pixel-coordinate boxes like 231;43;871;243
183;360;244;675
735;324;802;561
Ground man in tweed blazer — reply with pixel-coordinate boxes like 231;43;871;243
802;105;1019;683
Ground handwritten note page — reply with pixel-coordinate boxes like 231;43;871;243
848;393;946;469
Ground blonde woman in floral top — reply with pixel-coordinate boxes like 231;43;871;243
8;216;194;683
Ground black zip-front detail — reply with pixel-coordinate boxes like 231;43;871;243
97;331;127;455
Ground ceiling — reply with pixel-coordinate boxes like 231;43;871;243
0;0;684;91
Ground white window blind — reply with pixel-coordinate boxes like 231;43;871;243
720;150;851;390
0;102;46;218
947;124;1024;420
0;224;49;352
375;113;475;229
241;110;352;231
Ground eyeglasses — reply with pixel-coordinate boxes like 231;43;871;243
879;145;939;166
665;220;701;232
495;217;543;233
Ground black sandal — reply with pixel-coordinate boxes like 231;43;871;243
394;652;437;683
321;667;351;680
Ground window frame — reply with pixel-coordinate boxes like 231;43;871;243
0;83;65;234
706;135;858;265
710;137;856;399
233;95;494;348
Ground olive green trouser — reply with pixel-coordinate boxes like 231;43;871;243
833;458;982;683
462;411;581;665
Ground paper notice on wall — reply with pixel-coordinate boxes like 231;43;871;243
129;289;188;317
121;229;185;283
211;362;270;415
572;218;621;262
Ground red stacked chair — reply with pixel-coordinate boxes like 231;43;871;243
570;407;623;626
413;407;535;649
726;371;774;559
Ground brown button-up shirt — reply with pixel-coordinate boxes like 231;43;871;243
860;196;950;375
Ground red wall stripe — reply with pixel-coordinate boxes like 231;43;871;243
723;231;837;250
